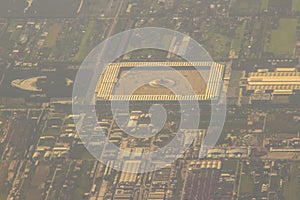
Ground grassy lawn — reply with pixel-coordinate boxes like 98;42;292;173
205;33;231;60
292;0;300;11
269;0;292;8
70;143;94;160
261;0;269;11
64;118;75;125
81;0;110;17
26;164;50;200
0;162;9;200
73;20;96;62
72;161;94;200
0;98;25;108
284;163;300;200
38;138;56;147
221;160;238;173
43;127;61;136
90;0;110;16
264;18;298;55
230;0;264;15
270;175;279;192
240;174;254;195
232;21;247;54
9;29;21;42
266;112;300;134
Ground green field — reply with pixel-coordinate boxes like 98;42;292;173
261;0;269;11
221;160;238;172
265;18;298;55
91;0;110;16
205;33;231;60
38;138;56;147
73;20;96;62
71;161;94;200
0;162;9;199
270;175;280;192
70;143;94;160
43;127;61;136
9;28;21;42
266;111;300;133
0;0;79;18
232;21;247;54
230;0;268;15
292;0;300;11
82;0;110;17
284;163;300;200
240;174;255;195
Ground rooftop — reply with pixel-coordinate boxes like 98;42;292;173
96;62;224;101
246;68;300;91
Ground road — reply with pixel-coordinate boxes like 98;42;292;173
7;160;27;199
73;1;125;198
45;167;59;200
262;113;267;147
235;161;243;200
0;62;11;86
5;108;47;199
136;172;150;200
107;0;124;38
77;0;84;14
1;116;15;160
